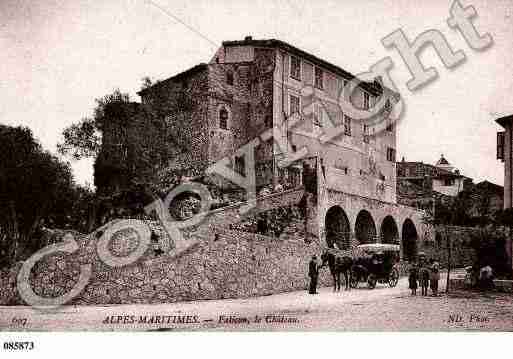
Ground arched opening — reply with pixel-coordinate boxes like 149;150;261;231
325;206;351;250
402;218;418;261
381;216;399;244
219;106;229;130
226;70;234;85
355;210;377;244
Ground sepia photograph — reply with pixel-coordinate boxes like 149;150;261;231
0;0;512;355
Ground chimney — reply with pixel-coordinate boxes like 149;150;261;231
244;36;253;41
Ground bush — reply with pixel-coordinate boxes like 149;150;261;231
469;226;511;279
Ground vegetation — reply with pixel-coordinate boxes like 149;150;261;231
57;88;178;223
0;124;93;268
468;225;511;279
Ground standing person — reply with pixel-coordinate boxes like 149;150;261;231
479;264;494;291
419;262;430;296
308;255;319;294
430;259;440;296
408;262;419;296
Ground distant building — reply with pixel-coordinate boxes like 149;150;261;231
496;115;513;209
397;155;473;201
464;180;504;219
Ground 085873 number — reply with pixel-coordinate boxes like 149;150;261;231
3;342;34;351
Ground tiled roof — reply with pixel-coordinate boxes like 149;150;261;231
222;38;386;96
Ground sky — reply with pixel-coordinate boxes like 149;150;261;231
1;0;512;187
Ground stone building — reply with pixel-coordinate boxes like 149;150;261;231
135;37;430;260
397;155;473;199
0;37;445;307
497;114;513;209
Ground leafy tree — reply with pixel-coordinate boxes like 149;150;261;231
423;182;472;292
57;89;131;161
495;207;513;276
57;117;101;160
469;225;510;279
0;125;87;267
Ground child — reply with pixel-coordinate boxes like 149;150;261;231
419;263;430;296
408;262;418;296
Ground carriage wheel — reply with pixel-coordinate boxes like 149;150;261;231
367;275;377;289
388;268;399;287
350;275;358;288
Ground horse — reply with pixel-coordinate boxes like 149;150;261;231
321;250;353;291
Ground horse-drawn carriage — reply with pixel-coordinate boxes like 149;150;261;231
321;243;400;291
350;243;400;289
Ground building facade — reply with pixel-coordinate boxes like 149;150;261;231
397;155;473;199
497;115;513;209
137;37;430;260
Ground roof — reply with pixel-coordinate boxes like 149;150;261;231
435;155;450;166
357;243;400;252
397;161;468;179
137;63;208;96
137;37;399;99
222;38;386;97
474;180;504;194
496;115;513;128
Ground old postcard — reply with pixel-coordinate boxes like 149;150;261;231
1;0;513;354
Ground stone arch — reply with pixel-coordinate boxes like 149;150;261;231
381;215;399;244
325;206;351;250
402;218;418;261
355;210;377;244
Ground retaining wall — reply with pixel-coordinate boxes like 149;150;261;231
0;227;330;306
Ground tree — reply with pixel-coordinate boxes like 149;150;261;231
57;117;101;160
57;89;131;160
0;125;85;267
496;208;513;277
422;182;470;292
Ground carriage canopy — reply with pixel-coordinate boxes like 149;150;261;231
356;243;400;253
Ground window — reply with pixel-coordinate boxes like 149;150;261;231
386;147;396;162
290;56;301;81
219;107;229;130
444;178;454;186
290;94;300;116
385;100;393;131
226;71;234;85
264;115;272;128
343;115;351;136
314;103;323;127
314;67;323;89
363;124;370;143
363;92;370;110
497;131;505;160
235;156;245;176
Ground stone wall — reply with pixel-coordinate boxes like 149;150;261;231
0;189;331;306
419;226;478;268
140;64;211;177
0;263;21;305
0;228;329;306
